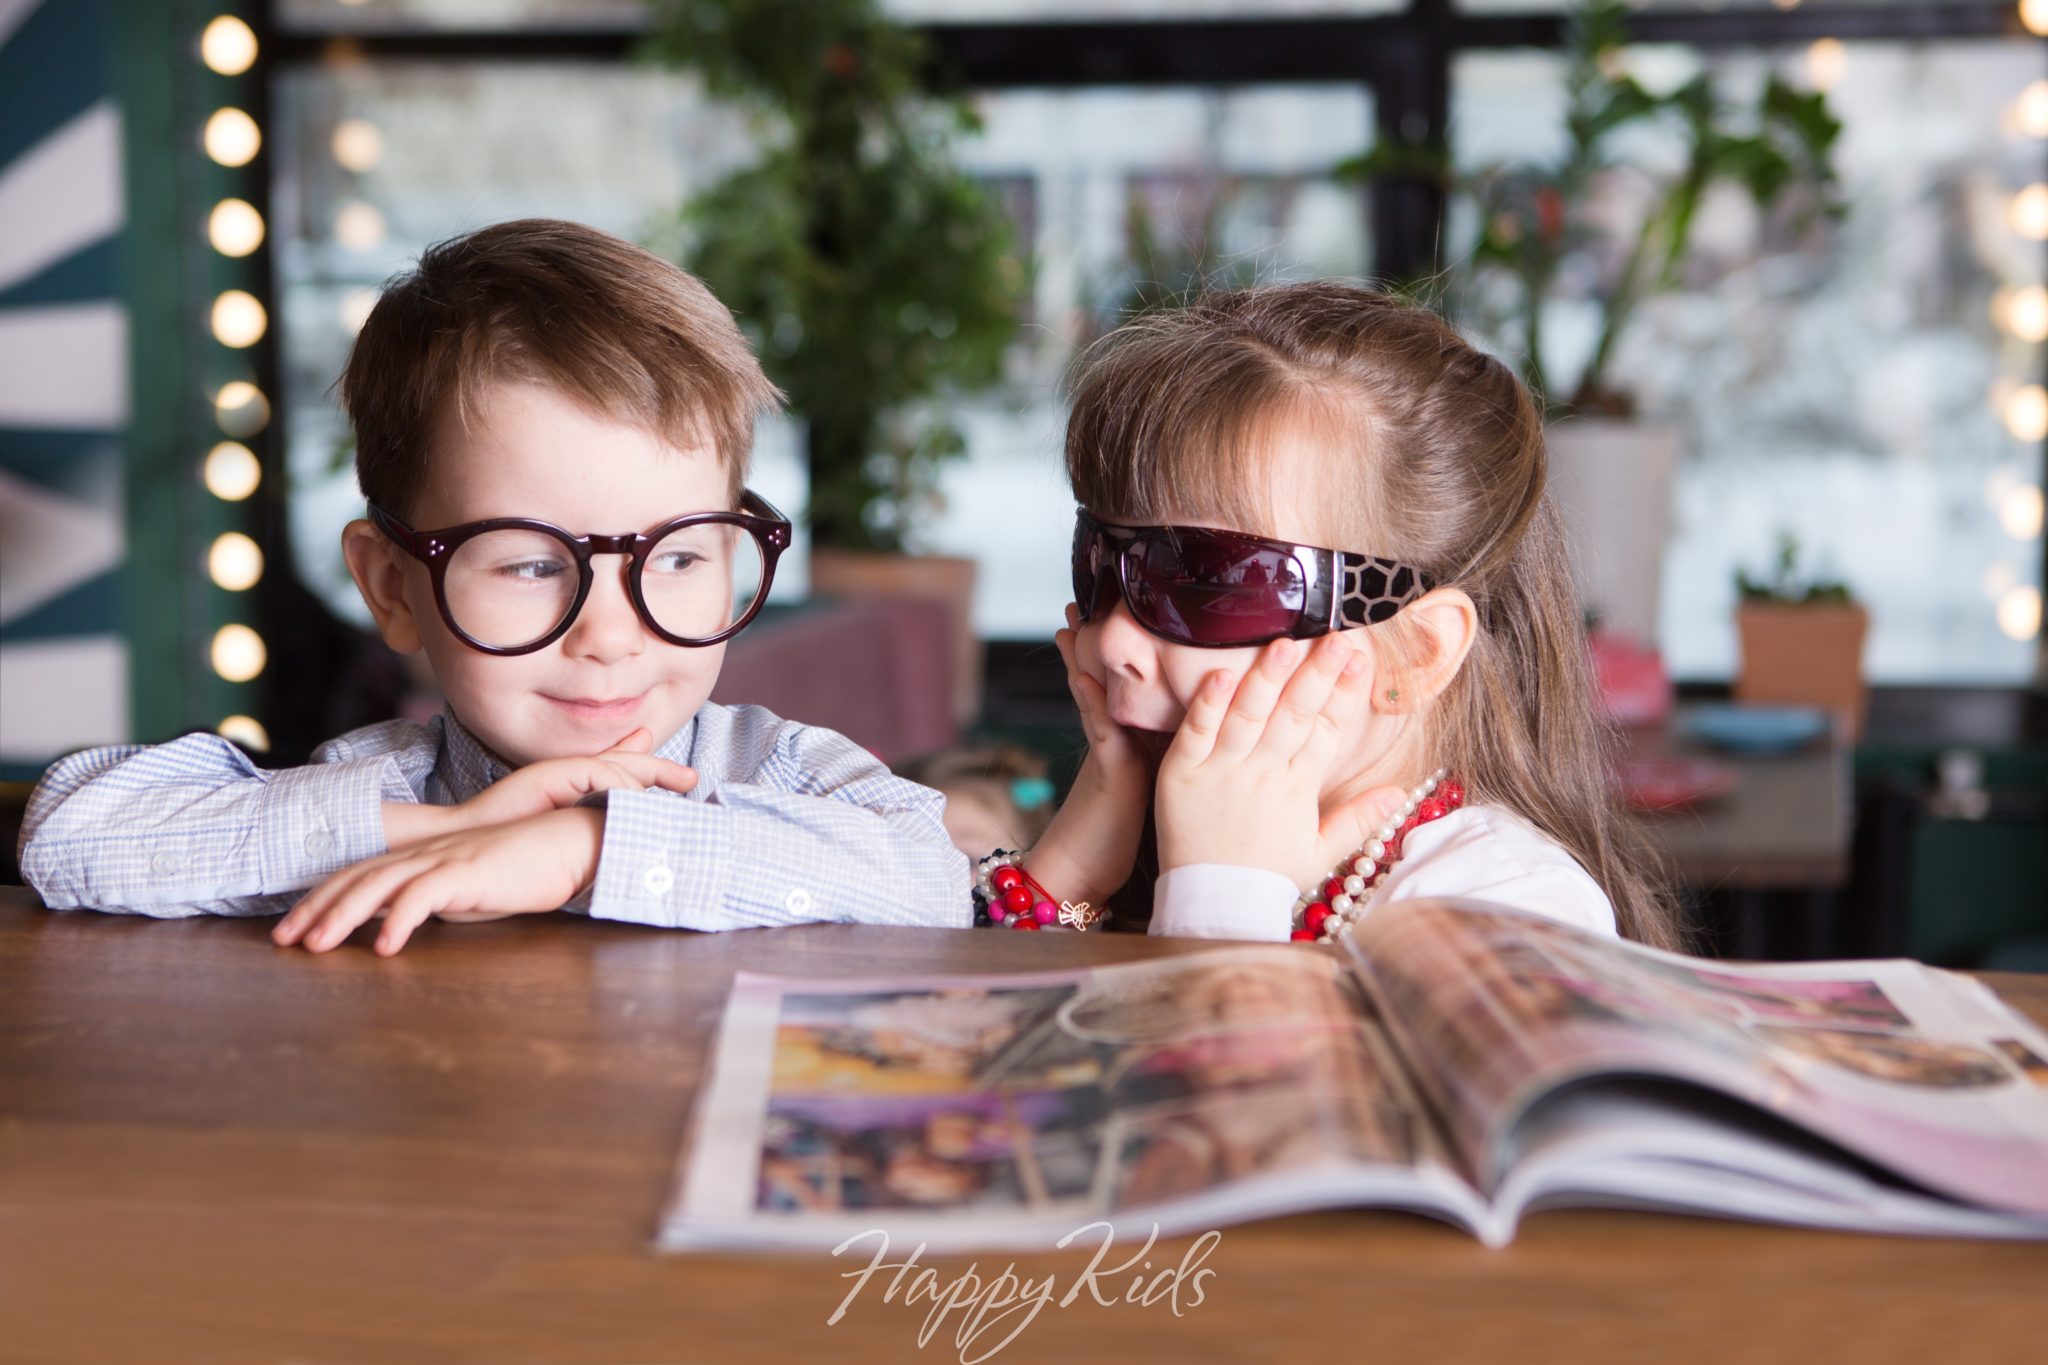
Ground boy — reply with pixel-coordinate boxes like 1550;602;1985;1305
18;219;971;953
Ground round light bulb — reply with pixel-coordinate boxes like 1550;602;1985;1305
207;198;265;257
214;381;270;437
2003;383;2048;443
211;624;267;683
208;532;264;591
199;16;257;76
203;107;261;168
218;715;271;751
211;290;268;348
1999;485;2046;541
341;287;379;333
2017;81;2048;140
333;200;386;251
1996;585;2042;642
202;441;261;500
2005;284;2048;344
1805;39;1845;93
331;118;384;173
2023;0;2048;39
2010;184;2048;242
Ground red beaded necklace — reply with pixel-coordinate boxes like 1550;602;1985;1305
1291;771;1465;942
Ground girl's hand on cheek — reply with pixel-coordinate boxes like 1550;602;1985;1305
1153;634;1393;888
1024;605;1157;909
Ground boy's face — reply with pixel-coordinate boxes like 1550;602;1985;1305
350;379;736;766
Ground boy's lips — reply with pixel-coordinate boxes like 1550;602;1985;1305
542;689;651;719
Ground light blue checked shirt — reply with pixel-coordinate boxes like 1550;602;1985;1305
17;702;972;931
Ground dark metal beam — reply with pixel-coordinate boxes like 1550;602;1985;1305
271;6;2037;79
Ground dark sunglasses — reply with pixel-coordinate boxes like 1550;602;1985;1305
369;490;792;656
1071;507;1432;649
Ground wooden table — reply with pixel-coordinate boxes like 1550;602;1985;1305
1625;711;1854;893
4;886;2044;1364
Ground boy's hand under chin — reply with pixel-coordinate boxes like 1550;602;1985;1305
1024;604;1158;910
272;806;605;957
1153;635;1404;891
384;727;696;851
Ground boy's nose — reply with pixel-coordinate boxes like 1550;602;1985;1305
561;555;648;663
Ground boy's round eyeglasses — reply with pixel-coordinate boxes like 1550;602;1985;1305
369;490;793;656
1071;507;1432;649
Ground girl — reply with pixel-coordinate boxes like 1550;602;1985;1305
1003;282;1684;949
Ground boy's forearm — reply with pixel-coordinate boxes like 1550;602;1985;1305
381;801;454;851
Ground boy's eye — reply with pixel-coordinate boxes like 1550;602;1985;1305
648;550;702;576
499;558;569;582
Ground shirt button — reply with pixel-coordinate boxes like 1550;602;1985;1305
305;831;335;856
784;888;813;915
150;852;181;875
643;865;675;896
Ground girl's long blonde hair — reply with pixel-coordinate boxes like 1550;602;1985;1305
1065;282;1686;950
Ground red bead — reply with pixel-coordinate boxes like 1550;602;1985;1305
1438;779;1465;810
1387;817;1418;860
1011;917;1041;931
1290;929;1317;941
1002;885;1034;914
1322;878;1347;903
990;866;1024;894
1415;797;1448;824
1305;904;1333;934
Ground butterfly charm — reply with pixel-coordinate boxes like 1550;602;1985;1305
1057;900;1100;930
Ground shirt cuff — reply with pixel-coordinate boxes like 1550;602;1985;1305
1150;863;1299;941
255;755;412;890
587;789;735;929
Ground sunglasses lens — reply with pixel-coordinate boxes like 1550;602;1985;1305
1071;520;1110;620
1126;534;1307;645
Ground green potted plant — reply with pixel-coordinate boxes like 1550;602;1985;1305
645;0;1028;720
1340;0;1844;649
1734;530;1869;739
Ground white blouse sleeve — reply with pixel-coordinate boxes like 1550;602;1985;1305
1149;863;1300;941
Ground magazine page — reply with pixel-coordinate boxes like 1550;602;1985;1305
660;947;1485;1252
1344;898;2048;1219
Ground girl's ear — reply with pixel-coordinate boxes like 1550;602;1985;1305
1372;587;1478;714
340;519;425;654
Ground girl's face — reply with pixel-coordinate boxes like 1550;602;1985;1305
1071;427;1387;761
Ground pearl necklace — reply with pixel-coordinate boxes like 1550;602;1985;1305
1291;769;1465;943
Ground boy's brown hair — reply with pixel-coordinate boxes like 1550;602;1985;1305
1066;282;1686;951
338;218;780;519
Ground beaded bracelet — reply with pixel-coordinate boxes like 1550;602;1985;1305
972;848;1108;932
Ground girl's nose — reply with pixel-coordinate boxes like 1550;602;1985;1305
1084;595;1157;679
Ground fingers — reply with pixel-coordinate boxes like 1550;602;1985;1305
609;727;654;753
1207;638;1301;762
1281;638;1372;773
374;871;465;956
292;857;429;953
1164;667;1233;769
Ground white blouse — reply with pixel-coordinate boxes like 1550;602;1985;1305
1148;803;1618;941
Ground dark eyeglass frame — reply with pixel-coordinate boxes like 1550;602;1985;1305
1072;507;1434;649
368;490;793;656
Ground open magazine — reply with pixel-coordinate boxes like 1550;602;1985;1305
660;898;2048;1250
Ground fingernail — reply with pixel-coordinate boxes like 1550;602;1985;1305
1342;653;1367;679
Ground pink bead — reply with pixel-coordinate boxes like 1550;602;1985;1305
1033;901;1058;925
988;902;1006;923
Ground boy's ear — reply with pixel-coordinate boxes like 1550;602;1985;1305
340;519;425;654
1371;587;1477;714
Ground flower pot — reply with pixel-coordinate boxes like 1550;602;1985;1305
1544;417;1680;649
806;548;981;726
1734;601;1870;741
